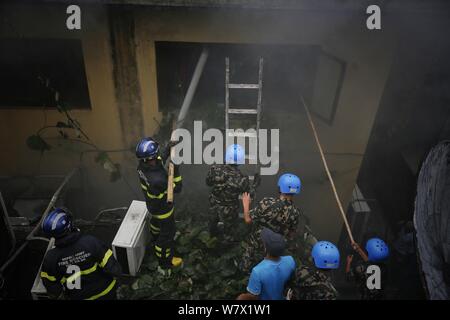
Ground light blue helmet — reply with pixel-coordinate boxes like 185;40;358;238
225;144;245;165
366;238;389;262
277;173;301;194
311;241;340;269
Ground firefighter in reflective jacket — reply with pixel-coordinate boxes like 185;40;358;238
40;208;121;300
136;137;183;268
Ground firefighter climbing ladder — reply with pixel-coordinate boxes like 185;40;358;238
225;56;264;180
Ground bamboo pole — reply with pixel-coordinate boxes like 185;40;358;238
300;95;368;261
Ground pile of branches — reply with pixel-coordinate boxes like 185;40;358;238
117;217;249;300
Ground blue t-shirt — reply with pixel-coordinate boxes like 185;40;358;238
246;256;296;300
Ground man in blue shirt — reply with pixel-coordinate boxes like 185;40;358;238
237;228;296;300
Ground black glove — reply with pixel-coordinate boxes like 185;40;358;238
252;173;261;188
167;139;181;149
161;139;181;162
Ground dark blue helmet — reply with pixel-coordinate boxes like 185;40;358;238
366;238;389;262
278;173;301;195
136;137;159;160
311;241;340;269
41;207;73;238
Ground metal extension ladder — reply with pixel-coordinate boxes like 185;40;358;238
225;56;264;181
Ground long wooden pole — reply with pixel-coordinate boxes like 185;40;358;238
300;95;368;261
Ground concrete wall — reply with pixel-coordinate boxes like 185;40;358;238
0;4;162;216
357;11;450;228
0;4;122;175
0;4;394;241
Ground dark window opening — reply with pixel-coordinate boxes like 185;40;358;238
154;42;339;122
0;38;91;109
309;50;346;126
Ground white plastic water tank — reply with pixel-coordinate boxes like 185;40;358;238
112;200;149;276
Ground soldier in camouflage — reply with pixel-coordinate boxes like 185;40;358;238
287;265;338;300
346;238;389;300
287;241;340;300
206;144;259;243
240;173;316;272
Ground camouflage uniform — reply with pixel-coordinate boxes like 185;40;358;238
240;197;316;272
206;164;252;242
287;265;338;300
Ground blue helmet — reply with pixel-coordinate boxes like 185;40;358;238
366;238;389;262
136;137;159;160
225;144;245;165
42;207;73;238
311;241;340;269
278;173;301;194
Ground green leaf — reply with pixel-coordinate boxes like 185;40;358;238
95;151;109;164
177;246;190;254
183;266;195;276
220;266;236;277
56;121;72;128
131;280;140;291
188;249;204;263
177;234;190;246
26;135;51;152
187;226;203;239
205;237;217;249
110;163;121;182
197;231;211;244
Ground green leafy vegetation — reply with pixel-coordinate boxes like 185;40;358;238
26;134;52;152
117;217;249;300
25;78;123;182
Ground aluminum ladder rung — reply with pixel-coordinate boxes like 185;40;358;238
227;131;258;138
228;83;259;89
228;108;258;115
